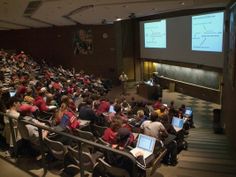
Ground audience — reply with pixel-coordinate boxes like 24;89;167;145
0;49;192;176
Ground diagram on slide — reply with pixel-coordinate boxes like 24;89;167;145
192;12;224;52
144;20;166;48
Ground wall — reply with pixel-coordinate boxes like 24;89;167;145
222;1;236;153
0;25;117;79
157;63;221;89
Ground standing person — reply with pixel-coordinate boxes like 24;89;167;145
119;72;128;95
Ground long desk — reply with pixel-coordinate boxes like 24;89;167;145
137;83;162;100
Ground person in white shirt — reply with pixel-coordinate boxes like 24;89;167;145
119;72;128;95
3;97;21;156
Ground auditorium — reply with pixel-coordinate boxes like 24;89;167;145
0;0;236;177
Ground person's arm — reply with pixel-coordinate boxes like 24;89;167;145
135;152;146;170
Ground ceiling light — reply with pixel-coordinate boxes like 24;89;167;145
180;2;185;5
116;18;122;21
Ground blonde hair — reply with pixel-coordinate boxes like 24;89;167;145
137;110;144;117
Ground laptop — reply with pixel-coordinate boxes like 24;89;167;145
184;108;192;117
172;117;184;132
130;134;156;160
108;105;116;113
9;91;16;97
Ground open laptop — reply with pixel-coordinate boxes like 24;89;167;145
184;107;193;117
172;117;184;132
130;134;156;160
9;91;16;97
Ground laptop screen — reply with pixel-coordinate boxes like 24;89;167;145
137;134;156;152
172;117;184;129
9;91;16;97
108;105;116;113
185;109;192;116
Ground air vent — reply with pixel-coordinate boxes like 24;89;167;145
24;0;42;17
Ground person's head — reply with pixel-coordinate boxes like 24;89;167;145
7;97;20;109
160;106;166;113
116;128;131;147
114;104;121;113
150;111;158;122
110;118;122;132
137;110;144;119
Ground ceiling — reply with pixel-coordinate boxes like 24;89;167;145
0;0;230;30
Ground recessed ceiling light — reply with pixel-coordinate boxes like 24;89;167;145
116;18;122;21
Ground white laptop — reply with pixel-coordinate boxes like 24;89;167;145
130;134;156;159
172;117;184;132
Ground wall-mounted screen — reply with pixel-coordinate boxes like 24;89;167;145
144;20;166;48
140;11;225;68
192;12;224;52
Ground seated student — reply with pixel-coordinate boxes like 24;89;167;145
134;110;148;127
78;98;97;123
168;100;177;118
155;105;167;118
33;88;49;112
107;104;128;123
3;97;21;156
120;99;131;114
153;98;163;110
141;112;178;166
18;116;49;146
102;118;122;144
93;127;146;177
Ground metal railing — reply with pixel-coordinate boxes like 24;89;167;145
1;112;138;177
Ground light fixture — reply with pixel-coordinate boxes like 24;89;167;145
116;18;122;21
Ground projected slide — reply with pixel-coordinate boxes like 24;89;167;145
144;20;166;48
192;12;224;52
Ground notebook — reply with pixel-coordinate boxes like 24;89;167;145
172;117;184;132
130;134;156;159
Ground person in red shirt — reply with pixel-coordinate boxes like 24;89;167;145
102;118;122;144
33;89;49;112
97;98;110;114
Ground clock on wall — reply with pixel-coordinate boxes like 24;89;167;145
102;33;108;39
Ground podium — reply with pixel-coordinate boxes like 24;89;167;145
137;82;162;100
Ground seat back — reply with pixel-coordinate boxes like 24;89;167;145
93;124;107;137
97;137;110;146
44;137;67;160
95;158;130;177
68;146;95;173
18;118;30;140
74;129;96;152
74;129;95;141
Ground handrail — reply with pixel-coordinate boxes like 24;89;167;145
1;112;138;177
157;75;220;92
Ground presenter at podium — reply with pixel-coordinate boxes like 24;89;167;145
119;72;128;95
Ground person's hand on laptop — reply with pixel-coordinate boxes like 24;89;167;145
135;151;144;157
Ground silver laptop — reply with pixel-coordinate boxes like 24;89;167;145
130;134;156;159
172;117;184;132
